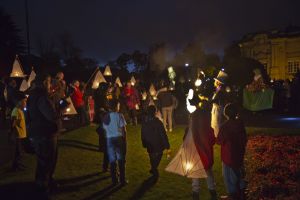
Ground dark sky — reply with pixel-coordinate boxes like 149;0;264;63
1;0;300;63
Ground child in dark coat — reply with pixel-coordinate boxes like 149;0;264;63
217;103;247;200
141;105;170;177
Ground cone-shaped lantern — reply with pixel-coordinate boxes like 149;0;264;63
142;91;147;100
115;77;122;87
19;79;29;92
165;126;207;178
104;65;112;76
92;70;106;89
149;84;157;96
130;76;136;86
64;97;78;115
10;55;26;77
28;69;36;87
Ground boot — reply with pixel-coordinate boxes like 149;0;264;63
118;160;127;185
110;162;118;185
209;189;218;200
192;192;199;200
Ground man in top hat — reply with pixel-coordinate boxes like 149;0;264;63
211;70;228;137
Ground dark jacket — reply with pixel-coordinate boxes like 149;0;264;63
27;87;58;139
217;119;247;169
157;89;173;108
141;116;170;153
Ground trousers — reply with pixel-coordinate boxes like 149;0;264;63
32;136;58;188
192;168;216;192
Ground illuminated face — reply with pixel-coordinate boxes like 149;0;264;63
57;72;64;80
44;76;52;92
19;98;27;109
74;81;80;87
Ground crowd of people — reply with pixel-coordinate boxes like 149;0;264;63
0;69;269;200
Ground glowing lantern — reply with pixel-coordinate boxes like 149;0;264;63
115;77;122;87
92;70;106;89
168;66;176;80
186;89;196;113
226;86;231;93
149;84;157;96
64;97;77;115
165;125;207;178
10;55;26;77
130;76;136;86
194;78;202;87
104;65;112;76
142;91;147;100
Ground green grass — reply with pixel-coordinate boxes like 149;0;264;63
1;125;298;200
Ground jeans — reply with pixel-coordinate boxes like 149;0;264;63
222;162;247;194
32;136;58;188
192;168;216;192
106;137;126;163
162;106;173;130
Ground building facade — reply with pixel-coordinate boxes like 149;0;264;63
239;27;300;80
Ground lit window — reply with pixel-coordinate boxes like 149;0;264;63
287;61;300;74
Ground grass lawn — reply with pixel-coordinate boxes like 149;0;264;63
0;125;299;200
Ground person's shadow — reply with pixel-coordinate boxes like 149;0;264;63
128;175;159;200
0;172;110;200
81;184;123;200
59;139;99;152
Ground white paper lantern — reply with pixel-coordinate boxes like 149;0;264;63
92;70;106;89
10;55;26;77
104;65;112;76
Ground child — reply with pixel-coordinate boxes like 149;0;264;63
217;103;247;200
141;105;170;178
102;99;127;185
9;92;27;171
191;109;217;200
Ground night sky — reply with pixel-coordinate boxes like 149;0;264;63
1;0;300;63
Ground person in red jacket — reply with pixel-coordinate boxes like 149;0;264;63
123;81;140;125
191;109;217;200
217;103;247;200
71;80;87;126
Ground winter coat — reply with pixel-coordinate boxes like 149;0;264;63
217;119;247;170
124;86;140;110
141;116;170;153
27;88;58;139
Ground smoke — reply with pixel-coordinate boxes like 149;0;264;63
149;43;176;72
